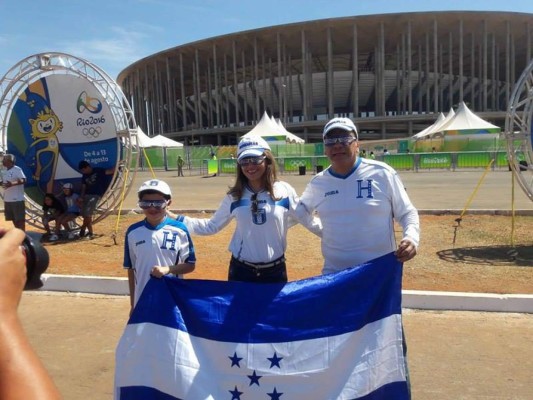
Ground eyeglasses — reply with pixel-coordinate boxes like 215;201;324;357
323;136;357;147
238;156;265;166
138;200;168;210
251;193;259;214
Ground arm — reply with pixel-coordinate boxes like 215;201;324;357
175;195;234;235
127;269;135;316
151;262;196;278
285;182;322;237
390;173;420;262
0;228;62;399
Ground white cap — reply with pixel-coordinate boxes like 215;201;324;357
62;183;73;189
137;179;172;197
237;136;271;161
322;117;358;139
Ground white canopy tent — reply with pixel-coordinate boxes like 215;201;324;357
438;102;500;134
412;108;455;140
272;117;305;144
242;111;304;144
150;134;184;148
132;127;183;148
412;103;500;141
132;126;156;148
411;113;445;140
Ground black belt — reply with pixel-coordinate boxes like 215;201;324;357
232;255;285;270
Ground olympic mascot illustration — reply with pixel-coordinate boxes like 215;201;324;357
28;106;63;193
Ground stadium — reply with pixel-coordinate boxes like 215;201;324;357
117;11;533;145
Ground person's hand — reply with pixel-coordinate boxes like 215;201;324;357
0;228;27;313
395;239;417;263
151;265;170;278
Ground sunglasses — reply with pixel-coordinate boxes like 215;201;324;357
138;200;168;210
238;156;265;166
251;193;259;214
323;136;357;147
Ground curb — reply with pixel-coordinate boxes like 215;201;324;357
38;274;533;314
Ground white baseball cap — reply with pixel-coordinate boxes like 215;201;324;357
137;179;172;197
237;136;271;161
62;183;73;189
322;117;358;139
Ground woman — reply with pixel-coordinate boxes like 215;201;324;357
174;136;321;283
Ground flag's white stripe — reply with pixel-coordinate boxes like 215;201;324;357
115;314;405;399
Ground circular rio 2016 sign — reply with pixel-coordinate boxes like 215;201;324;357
0;53;137;228
8;74;119;199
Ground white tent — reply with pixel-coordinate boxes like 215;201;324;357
131;127;184;148
132;126;156;148
272;117;305;144
412;108;455;140
242;111;304;144
439;102;500;134
150;134;184;148
411;113;445;140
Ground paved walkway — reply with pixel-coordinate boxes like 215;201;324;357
19;292;533;400
123;169;533;212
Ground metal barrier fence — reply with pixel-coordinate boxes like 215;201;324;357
137;150;523;176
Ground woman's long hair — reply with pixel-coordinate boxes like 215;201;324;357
228;150;280;200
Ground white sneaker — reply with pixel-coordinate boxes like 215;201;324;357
67;232;76;240
49;234;59;241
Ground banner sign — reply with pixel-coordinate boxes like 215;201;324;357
6;75;119;202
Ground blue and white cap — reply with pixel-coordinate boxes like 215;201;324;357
322;117;358;139
237;136;271;161
137;179;172;197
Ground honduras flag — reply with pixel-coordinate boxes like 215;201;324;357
114;252;409;399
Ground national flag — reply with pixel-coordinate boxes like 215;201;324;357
114;251;409;399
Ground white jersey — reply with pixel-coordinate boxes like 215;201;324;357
296;157;419;274
2;165;26;202
124;217;196;306
179;181;322;264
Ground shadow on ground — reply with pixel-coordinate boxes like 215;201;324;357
437;245;533;267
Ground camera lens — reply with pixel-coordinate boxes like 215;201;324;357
22;232;50;290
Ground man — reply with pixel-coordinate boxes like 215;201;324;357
296;117;419;397
1;154;27;231
177;155;184;177
78;160;114;238
297;117;419;271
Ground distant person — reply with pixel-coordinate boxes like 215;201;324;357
360;149;367;158
1;154;26;231
78;160;115;239
369;151;376;159
41;193;65;239
124;179;196;315
0;227;62;399
177;155;184;177
50;183;80;241
171;136;322;283
431;147;436;153
383;148;390;155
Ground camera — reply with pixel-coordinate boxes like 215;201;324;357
22;232;50;290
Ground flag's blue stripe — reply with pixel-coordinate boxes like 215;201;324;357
129;252;402;343
119;386;181;400
118;381;408;400
352;381;409;399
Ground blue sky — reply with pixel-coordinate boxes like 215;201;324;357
1;0;532;80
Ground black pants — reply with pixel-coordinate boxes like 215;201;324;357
228;256;287;283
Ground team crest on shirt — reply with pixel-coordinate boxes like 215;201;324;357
252;208;267;225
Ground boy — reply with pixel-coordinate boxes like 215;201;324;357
124;179;196;315
50;183;80;241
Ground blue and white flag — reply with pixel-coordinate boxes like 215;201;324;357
114;252;408;399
